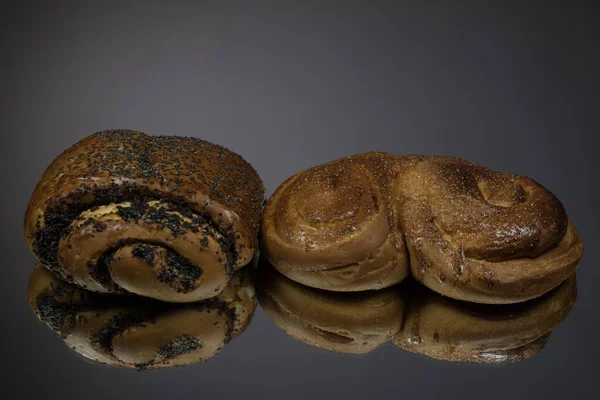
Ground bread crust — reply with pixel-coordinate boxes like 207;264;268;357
261;152;583;303
261;153;410;291
24;130;264;302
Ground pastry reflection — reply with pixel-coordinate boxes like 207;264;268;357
394;274;577;363
256;263;406;354
27;263;257;370
256;261;577;363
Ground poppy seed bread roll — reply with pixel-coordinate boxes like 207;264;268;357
261;152;583;303
24;129;265;302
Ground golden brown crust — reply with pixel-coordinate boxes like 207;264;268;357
261;152;583;303
24;130;265;302
392;275;577;363
27;263;257;370
396;155;583;303
256;262;405;354
261;152;410;291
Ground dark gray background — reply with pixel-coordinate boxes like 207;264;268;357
2;1;598;399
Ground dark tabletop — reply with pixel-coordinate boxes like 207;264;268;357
2;1;599;399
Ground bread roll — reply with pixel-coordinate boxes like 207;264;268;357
256;261;405;354
24;130;264;302
393;275;577;363
261;152;583;303
27;263;256;370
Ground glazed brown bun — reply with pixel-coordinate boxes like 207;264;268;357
256;261;405;354
393;275;577;363
261;152;583;303
27;263;256;370
24;130;264;302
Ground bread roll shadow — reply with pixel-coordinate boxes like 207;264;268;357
27;263;257;370
257;259;577;362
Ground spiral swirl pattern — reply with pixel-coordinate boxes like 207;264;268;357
24;130;264;302
261;152;410;291
261;153;583;303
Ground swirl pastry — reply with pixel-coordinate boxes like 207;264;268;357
256;261;405;354
28;263;256;370
393;275;577;363
261;152;583;303
24;130;264;302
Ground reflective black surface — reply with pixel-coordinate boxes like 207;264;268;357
3;2;599;399
27;263;257;370
255;263;577;362
30;260;576;370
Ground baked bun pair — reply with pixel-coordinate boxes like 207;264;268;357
24;130;264;303
261;152;583;304
256;263;577;363
27;263;256;370
24;131;583;305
